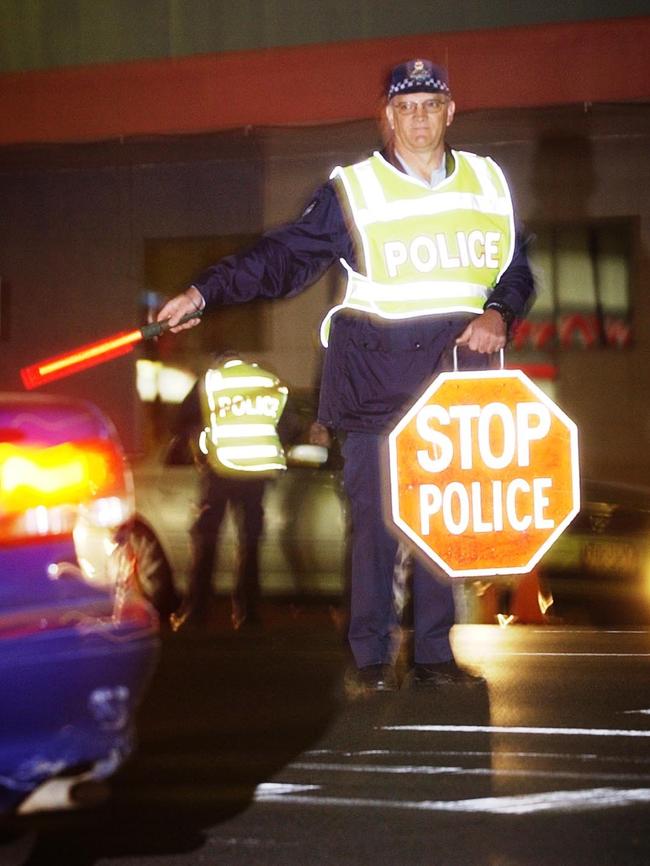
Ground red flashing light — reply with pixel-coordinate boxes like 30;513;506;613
0;438;130;542
0;439;124;514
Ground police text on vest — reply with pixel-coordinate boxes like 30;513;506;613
384;230;501;277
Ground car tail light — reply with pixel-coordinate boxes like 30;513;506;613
0;438;133;544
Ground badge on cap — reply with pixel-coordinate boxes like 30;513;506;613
386;59;451;100
408;60;429;81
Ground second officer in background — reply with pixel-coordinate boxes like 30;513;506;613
171;353;288;631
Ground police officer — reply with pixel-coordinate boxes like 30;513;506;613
172;353;288;631
157;60;535;687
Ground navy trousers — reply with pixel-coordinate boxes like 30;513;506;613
186;469;266;623
342;430;456;668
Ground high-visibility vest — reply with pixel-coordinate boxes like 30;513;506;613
320;149;515;346
198;358;288;476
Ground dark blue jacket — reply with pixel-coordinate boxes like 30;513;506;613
194;152;536;433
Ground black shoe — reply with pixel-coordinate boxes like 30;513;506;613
232;611;262;632
356;663;398;692
413;661;485;688
169;607;206;632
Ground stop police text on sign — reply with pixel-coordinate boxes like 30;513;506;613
416;400;553;536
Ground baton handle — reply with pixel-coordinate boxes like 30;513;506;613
140;308;203;340
452;344;505;372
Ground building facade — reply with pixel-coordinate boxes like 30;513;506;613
0;5;648;485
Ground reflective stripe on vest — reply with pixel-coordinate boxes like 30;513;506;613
320;150;515;346
199;359;288;476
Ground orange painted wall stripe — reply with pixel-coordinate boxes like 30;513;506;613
0;16;648;146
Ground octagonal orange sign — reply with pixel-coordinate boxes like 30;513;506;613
388;369;580;577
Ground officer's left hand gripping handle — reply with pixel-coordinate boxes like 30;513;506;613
141;308;203;340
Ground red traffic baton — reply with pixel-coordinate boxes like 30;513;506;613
21;309;203;390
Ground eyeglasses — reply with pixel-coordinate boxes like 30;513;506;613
393;98;450;115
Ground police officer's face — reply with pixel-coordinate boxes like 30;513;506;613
385;92;455;156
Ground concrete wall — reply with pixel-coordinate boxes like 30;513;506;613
1;103;649;484
0;134;265;451
452;105;650;485
257;104;650;485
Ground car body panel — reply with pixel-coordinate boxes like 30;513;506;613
459;479;650;625
131;414;650;627
539;481;650;623
0;393;159;815
131;442;348;597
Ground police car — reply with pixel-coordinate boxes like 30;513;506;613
0;392;159;815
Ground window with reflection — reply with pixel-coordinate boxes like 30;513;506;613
513;219;633;353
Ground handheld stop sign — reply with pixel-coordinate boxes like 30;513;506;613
388;349;580;577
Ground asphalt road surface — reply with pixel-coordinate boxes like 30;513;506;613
3;599;650;865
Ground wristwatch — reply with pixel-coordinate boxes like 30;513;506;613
484;301;515;329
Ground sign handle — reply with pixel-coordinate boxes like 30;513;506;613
452;345;505;372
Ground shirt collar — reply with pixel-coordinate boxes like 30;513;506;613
394;150;447;188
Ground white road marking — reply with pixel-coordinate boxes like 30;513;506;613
518;629;649;634
624;709;650;715
383;724;650;737
309;748;593;760
254;786;650;814
308;747;650;764
296;761;463;775
255;783;319;797
491;652;650;656
292;761;650;783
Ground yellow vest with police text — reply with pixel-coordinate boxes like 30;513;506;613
320;150;515;346
198;359;288;476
